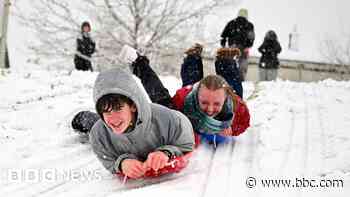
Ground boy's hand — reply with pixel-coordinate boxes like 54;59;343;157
121;159;146;179
144;151;170;171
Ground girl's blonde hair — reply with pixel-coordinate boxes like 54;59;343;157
198;75;237;102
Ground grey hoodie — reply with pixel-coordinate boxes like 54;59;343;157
90;68;194;174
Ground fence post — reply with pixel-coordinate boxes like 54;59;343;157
0;0;11;69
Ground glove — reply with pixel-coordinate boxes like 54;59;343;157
220;38;226;48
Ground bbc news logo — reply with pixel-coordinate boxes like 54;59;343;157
5;168;105;183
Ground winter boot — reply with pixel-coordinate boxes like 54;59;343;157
71;111;100;133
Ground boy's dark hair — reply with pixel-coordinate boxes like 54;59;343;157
96;94;135;119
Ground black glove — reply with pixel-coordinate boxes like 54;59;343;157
220;38;226;48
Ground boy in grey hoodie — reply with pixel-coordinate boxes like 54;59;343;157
90;68;194;179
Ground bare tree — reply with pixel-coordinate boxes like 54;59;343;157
14;0;235;71
319;35;350;66
319;33;350;79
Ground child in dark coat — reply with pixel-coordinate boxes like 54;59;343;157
258;30;282;81
215;48;243;98
74;22;96;71
180;43;204;87
74;21;96;71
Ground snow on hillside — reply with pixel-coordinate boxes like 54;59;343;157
0;69;349;197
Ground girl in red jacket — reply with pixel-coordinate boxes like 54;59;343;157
172;75;250;147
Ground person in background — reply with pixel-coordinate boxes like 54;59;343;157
74;21;96;71
258;30;282;81
180;43;204;87
215;47;243;98
220;8;255;81
172;75;250;147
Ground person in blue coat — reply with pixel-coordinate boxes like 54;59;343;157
180;43;204;87
215;48;243;98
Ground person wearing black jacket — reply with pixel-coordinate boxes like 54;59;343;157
258;30;282;81
220;8;255;81
215;47;243;98
74;21;96;71
180;43;204;87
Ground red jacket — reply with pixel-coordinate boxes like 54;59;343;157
172;85;250;136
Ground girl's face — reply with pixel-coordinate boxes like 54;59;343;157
83;25;91;33
103;104;136;134
197;86;226;117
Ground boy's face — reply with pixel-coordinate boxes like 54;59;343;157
103;103;137;134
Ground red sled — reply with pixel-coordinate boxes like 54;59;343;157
116;152;192;183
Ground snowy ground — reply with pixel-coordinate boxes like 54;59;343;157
0;69;349;197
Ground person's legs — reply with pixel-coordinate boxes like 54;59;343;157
132;56;173;109
259;68;267;81
74;56;90;71
238;57;249;81
86;61;93;72
267;69;278;81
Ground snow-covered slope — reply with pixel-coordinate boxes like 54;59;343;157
0;70;349;197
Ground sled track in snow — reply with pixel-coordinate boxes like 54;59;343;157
278;82;297;173
247;82;262;170
302;85;310;176
278;84;310;178
220;140;236;196
198;146;217;197
314;86;326;175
